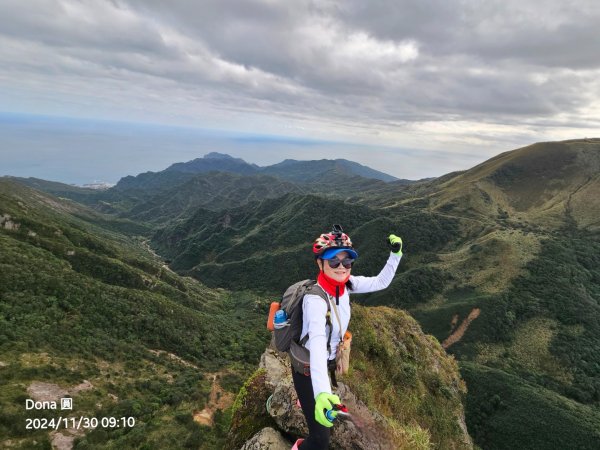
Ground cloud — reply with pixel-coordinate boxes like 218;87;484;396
0;0;599;172
335;0;600;68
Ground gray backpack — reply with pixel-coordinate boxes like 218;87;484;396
274;280;332;375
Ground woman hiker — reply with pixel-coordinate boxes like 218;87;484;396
291;226;403;449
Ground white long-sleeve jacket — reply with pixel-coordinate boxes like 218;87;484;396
299;252;402;398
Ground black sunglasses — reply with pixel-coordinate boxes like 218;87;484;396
326;258;355;269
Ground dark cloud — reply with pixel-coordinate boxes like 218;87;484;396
118;0;600;121
0;0;598;161
334;0;600;69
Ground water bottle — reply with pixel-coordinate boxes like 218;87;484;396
325;404;349;423
273;310;288;329
325;409;337;422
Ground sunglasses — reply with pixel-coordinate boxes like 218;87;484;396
326;258;355;269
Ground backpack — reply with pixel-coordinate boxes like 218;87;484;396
268;280;345;378
271;279;329;353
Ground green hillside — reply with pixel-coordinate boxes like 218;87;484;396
151;193;458;292
428;138;600;231
124;172;304;225
259;158;398;182
344;305;470;449
9;177;102;206
0;179;269;449
461;363;600;449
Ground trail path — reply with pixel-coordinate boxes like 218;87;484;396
141;239;176;273
193;373;235;426
442;308;481;349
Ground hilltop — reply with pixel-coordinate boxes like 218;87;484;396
427;138;600;230
113;153;399;199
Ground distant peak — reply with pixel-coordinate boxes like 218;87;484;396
204;152;234;159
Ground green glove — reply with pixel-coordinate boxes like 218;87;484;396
315;392;341;427
388;234;403;255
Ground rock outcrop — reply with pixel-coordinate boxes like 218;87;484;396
239;427;290;450
229;348;397;449
229;305;474;449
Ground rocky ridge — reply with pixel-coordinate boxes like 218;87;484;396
229;305;473;450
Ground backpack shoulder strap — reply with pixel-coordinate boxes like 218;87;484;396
300;282;333;353
305;281;328;301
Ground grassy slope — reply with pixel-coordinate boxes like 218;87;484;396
428;139;600;231
0;180;270;449
346;305;470;449
394;140;600;449
461;363;600;450
124;172;304;224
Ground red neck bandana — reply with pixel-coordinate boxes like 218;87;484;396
317;271;349;298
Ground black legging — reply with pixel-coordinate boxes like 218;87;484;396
292;367;331;449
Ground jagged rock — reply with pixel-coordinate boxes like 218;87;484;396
239;427;291;450
259;348;396;449
260;345;288;390
328;383;396;450
26;380;93;403
268;366;307;437
50;428;85;450
232;305;474;450
261;347;306;437
225;368;278;450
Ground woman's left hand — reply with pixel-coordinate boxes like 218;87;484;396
388;234;403;255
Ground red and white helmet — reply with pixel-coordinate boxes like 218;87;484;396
312;225;357;258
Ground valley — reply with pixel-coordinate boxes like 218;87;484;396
2;140;600;449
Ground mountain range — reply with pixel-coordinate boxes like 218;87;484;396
164;152;399;182
113;152;400;196
3;138;600;449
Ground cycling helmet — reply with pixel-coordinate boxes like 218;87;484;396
312;225;358;259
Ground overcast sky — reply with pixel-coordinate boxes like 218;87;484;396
1;0;599;184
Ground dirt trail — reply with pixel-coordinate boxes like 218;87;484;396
146;351;235;426
450;314;459;332
141;239;175;274
193;373;235;426
148;349;199;369
442;308;481;349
